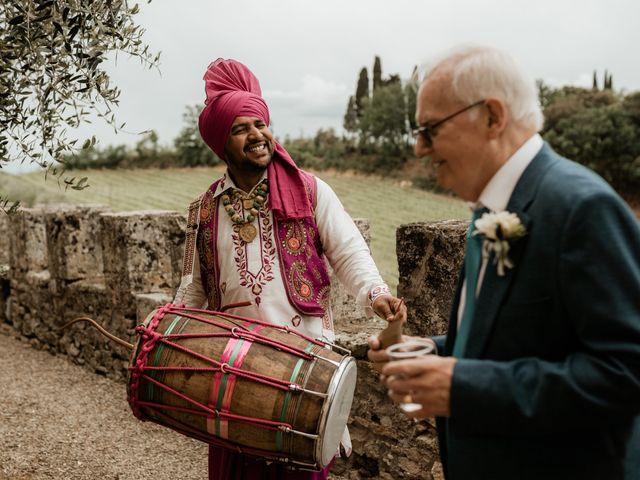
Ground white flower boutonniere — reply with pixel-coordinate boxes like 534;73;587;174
474;211;527;276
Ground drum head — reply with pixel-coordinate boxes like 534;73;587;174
317;357;357;467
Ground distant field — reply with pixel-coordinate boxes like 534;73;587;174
1;167;468;291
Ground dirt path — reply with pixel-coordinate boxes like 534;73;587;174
0;329;208;480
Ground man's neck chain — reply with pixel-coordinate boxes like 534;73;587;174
221;179;269;243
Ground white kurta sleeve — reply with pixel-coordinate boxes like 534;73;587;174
313;177;388;313
173;256;208;308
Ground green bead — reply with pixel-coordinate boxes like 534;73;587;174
246;214;255;222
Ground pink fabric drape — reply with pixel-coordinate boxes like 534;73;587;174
198;58;312;220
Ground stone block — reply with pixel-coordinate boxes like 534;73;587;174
0;265;9;324
397;221;467;337
58;280;133;380
45;204;111;282
8;207;50;278
9;280;54;339
0;213;9;264
100;210;186;315
135;292;173;325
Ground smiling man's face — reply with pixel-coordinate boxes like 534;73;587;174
224;116;275;177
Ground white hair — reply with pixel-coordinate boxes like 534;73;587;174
422;45;544;131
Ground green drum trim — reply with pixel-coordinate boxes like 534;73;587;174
276;342;314;451
147;315;185;400
213;322;262;437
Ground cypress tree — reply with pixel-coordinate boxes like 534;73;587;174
355;67;369;117
592;70;598;90
373;56;382;92
343;95;358;133
604;71;613;90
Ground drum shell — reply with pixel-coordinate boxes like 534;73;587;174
127;305;354;468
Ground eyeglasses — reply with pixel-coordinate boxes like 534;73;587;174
412;100;485;147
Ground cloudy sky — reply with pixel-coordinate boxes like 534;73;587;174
7;0;640;172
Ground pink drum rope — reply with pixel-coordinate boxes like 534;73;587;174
178;306;326;346
129;303;174;420
208;321;267;439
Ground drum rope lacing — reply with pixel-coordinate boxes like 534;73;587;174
146;403;294;463
129;304;330;437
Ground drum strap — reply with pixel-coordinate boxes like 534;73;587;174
183;193;204;277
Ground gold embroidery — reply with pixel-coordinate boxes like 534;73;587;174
282;220;307;256
316;286;332;331
289;261;314;300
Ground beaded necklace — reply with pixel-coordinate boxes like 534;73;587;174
221;179;268;243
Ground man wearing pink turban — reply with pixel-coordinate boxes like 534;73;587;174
173;59;406;480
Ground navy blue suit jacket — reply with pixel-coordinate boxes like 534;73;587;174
435;144;640;480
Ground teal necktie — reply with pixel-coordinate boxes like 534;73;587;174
452;207;487;357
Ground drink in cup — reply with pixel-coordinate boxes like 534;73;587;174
385;339;435;412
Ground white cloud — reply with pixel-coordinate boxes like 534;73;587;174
265;75;349;117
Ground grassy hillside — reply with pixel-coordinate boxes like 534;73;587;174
1;167;468;291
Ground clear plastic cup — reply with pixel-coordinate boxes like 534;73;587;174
385;339;435;412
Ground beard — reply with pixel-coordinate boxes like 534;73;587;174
224;139;274;175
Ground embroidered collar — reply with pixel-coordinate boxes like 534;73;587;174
211;170;269;199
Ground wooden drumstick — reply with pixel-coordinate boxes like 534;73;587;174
377;298;405;349
60;316;134;350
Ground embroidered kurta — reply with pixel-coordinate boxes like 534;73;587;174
174;170;386;343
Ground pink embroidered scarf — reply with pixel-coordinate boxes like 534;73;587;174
198;58;312;220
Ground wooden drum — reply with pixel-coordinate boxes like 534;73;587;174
127;304;357;470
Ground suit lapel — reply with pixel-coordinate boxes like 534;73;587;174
464;211;531;357
462;144;558;358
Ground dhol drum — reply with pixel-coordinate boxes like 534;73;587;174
127;303;357;470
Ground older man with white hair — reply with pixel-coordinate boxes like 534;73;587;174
368;45;640;480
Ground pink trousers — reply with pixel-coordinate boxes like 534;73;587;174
208;446;334;480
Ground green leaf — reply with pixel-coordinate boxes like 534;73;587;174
71;177;90;190
35;0;54;11
9;15;25;25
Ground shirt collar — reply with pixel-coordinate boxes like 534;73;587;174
211;170;269;198
473;133;543;212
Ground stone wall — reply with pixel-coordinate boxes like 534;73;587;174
397;221;467;338
0;206;467;480
0;212;9;265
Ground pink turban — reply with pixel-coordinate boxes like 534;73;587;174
198;58;312;220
